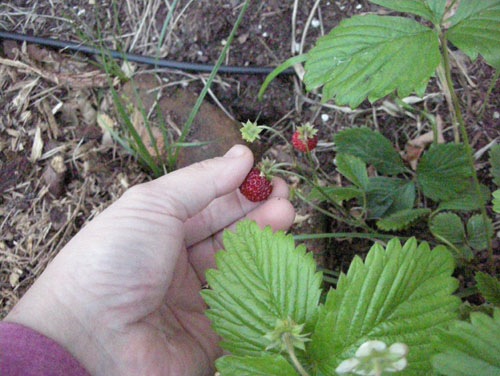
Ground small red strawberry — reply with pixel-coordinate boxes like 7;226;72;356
239;164;273;202
292;123;318;152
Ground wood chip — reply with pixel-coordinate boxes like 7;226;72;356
30;126;44;162
42;155;67;197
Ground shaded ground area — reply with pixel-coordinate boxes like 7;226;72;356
1;0;499;318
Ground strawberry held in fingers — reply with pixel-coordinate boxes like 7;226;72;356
239;168;273;202
292;122;318;152
239;159;276;202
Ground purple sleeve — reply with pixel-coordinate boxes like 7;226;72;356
0;322;90;376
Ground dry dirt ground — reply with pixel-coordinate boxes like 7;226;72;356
1;1;499;318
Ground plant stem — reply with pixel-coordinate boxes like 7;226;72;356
292;186;364;228
440;33;494;268
283;333;310;376
305;151;370;229
156;0;180;57
478;69;499;120
286;150;366;229
294;232;404;242
436;64;460;143
173;0;250;164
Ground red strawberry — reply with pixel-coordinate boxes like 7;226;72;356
292;123;318;152
239;167;273;202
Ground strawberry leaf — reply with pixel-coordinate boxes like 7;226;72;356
466;214;493;251
475;272;500;306
334;128;408;175
309;238;460;375
438;183;490;211
432;309;500;376
376;208;431;231
365;177;416;219
304;15;440;107
216;355;298;375
202;220;322;358
309;186;363;204
429;212;472;260
370;0;448;24
493;190;500;214
429;212;466;245
489;144;500;186
447;0;500;70
417;143;472;202
334;153;369;190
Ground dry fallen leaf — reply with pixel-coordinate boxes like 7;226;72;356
97;112;116;147
404;115;445;170
293;213;311;226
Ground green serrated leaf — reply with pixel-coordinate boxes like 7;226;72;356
335;153;369;189
447;0;500;69
438;183;490;211
490;144;500;186
493;189;500;214
370;0;448;24
365;177;416;219
334;128;408;175
309;186;363;204
466;214;493;251
432;309;500;376
475;272;500;306
202;220;322;357
376;208;431;231
417;143;472;202
309;238;460;375
304;15;440;108
216;355;298;376
429;212;466;245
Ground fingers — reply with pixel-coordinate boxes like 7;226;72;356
188;195;296;283
132;145;254;222
184;176;290;247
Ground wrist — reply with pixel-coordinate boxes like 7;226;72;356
5;264;110;375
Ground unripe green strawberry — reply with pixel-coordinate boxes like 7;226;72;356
239;167;273;202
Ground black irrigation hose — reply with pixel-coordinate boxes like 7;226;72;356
0;31;295;76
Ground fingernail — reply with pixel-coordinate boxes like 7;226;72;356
224;144;247;158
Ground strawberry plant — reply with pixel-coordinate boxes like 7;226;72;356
307;126;493;262
260;0;499;264
202;221;500;375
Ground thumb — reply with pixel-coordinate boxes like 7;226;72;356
136;144;254;220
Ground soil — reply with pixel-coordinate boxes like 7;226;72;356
1;0;499;318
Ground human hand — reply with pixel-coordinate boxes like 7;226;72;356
5;145;295;376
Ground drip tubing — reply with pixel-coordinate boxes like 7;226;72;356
0;31;295;75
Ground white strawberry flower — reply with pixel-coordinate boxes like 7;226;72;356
336;340;409;376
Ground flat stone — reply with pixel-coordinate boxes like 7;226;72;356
120;74;261;169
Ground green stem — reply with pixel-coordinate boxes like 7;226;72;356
173;0;251;164
293;188;352;224
289;150;364;228
156;0;180;57
440;33;494;268
260;125;290;145
478;69;499;121
283;334;310;376
294;232;405;242
436;63;460;143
